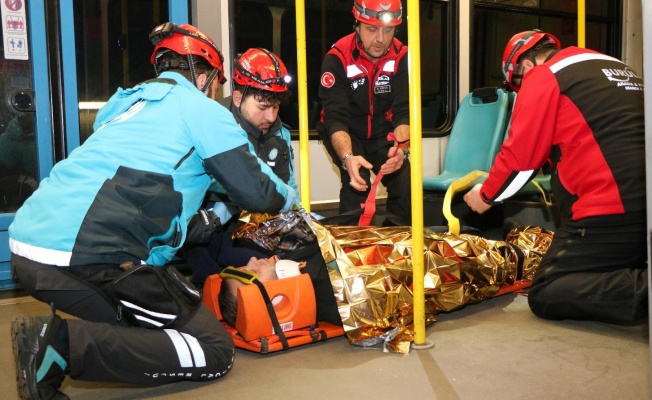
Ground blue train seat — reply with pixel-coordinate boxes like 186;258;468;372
423;87;510;192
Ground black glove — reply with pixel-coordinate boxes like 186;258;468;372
186;208;222;245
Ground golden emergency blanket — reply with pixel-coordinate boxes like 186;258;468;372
233;209;317;251
234;211;553;353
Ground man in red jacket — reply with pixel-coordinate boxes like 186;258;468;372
464;30;647;323
317;0;411;223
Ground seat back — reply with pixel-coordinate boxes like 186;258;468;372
442;87;510;173
423;87;511;192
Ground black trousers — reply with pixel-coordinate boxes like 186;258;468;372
12;254;234;384
527;217;648;323
317;126;412;223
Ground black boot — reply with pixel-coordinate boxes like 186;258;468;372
12;312;70;400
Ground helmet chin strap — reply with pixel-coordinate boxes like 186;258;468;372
236;85;249;115
188;54;199;88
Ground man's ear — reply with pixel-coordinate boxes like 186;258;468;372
521;59;536;75
232;90;243;107
195;73;208;92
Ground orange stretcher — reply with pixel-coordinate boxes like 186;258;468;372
203;272;344;354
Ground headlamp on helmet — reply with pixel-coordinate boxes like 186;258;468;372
233;48;290;93
352;0;403;27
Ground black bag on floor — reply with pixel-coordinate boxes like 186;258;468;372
112;265;202;329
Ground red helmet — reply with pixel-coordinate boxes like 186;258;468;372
233;48;290;93
352;0;402;27
149;22;226;84
502;30;560;92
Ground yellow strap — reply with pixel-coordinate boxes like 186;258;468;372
443;170;487;235
219;266;259;285
530;179;553;207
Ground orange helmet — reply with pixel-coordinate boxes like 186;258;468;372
233;48;291;93
149;22;226;85
502;29;560;92
352;0;402;27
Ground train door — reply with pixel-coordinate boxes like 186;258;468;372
0;0;45;289
0;0;188;290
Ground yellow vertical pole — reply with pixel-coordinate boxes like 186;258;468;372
406;0;431;349
295;0;311;212
578;0;585;48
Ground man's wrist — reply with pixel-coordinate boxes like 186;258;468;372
341;153;353;170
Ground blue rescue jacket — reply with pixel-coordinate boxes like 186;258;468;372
9;72;297;266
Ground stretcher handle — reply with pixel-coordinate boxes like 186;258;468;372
443;170;487;235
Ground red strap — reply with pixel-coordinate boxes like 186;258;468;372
358;132;409;226
358;172;384;226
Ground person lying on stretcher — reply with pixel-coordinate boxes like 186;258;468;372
218;256;342;327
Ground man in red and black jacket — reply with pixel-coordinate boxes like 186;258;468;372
465;30;647;323
317;0;411;223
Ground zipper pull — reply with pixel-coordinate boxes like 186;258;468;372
117;305;123;322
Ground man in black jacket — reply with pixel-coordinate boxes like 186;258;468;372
317;0;411;223
184;48;297;287
464;30;647;323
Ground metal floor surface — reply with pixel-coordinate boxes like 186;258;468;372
0;290;649;400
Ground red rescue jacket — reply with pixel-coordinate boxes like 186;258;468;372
318;32;409;142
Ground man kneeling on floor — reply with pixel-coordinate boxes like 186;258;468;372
9;22;299;400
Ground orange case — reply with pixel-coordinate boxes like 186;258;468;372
203;273;344;354
236;274;316;341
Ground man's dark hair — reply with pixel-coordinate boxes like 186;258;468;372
520;42;559;65
218;279;238;326
155;51;213;82
233;82;291;107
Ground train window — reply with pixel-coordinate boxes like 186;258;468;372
472;0;621;89
232;0;453;137
0;17;37;212
74;0;169;143
475;1;612;17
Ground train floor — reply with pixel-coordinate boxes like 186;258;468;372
0;288;648;400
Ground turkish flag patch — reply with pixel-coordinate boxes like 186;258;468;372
321;72;335;88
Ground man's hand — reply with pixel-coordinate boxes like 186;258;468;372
393;124;410;144
345;155;373;191
463;184;492;214
379;146;406;175
186;208;222;245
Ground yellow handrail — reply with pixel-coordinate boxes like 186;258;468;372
442;170;487;235
442;171;552;235
295;0;311;212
